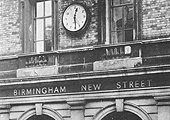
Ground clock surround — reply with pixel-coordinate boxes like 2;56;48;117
62;2;91;34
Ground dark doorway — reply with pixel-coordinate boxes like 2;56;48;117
101;111;142;120
27;114;55;120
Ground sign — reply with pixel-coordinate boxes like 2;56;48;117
0;72;170;98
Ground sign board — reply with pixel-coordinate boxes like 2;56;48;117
0;72;170;98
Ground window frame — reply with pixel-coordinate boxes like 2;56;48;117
22;0;58;53
104;0;141;45
33;0;54;53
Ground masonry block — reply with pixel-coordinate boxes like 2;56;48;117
17;65;58;78
93;57;142;71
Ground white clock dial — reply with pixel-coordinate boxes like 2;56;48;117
62;3;88;32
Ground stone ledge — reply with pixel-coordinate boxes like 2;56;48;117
0;70;16;79
93;57;142;71
17;65;58;78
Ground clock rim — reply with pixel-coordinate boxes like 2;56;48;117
62;2;90;33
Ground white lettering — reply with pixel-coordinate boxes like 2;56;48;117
123;81;127;88
48;87;53;94
42;87;47;94
60;86;66;93
116;80;152;89
81;85;86;91
22;89;25;95
147;80;152;87
135;81;140;88
26;89;32;95
14;89;17;96
81;84;102;91
129;81;134;88
117;82;121;89
54;87;59;93
93;84;102;90
88;84;92;91
141;80;145;87
36;88;41;94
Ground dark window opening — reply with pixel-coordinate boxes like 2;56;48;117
101;111;142;120
27;114;55;120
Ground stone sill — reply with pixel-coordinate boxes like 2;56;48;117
0;55;18;61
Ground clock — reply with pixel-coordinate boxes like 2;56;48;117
62;3;90;33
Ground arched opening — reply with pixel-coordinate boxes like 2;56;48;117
93;102;152;120
18;107;64;120
27;114;55;120
101;111;142;120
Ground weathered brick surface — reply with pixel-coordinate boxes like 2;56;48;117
0;0;22;56
58;0;98;49
142;0;170;39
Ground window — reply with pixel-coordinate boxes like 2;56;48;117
34;0;53;53
22;0;58;53
105;0;140;44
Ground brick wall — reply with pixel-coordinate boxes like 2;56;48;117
142;0;170;40
0;0;22;56
58;0;98;49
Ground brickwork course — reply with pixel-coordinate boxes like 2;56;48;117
142;0;170;39
58;0;98;49
0;0;22;56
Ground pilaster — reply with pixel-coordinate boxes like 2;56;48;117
67;99;85;120
154;96;170;120
0;104;10;120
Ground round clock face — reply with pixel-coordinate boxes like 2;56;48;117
62;3;89;32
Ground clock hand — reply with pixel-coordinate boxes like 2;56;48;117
74;8;78;29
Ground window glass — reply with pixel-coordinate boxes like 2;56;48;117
45;18;52;40
45;1;52;16
36;41;44;53
36;2;44;17
113;0;123;5
110;0;134;43
124;0;133;4
45;40;52;51
34;0;53;53
113;0;133;5
36;19;44;41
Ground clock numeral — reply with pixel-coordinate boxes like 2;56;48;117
83;15;86;18
82;10;85;13
66;12;69;15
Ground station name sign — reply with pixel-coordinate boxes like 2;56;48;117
1;73;170;98
13;79;152;96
